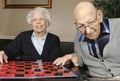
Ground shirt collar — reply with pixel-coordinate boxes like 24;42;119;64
101;19;110;34
79;19;110;42
32;31;48;40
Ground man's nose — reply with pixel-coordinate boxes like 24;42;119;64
85;26;91;34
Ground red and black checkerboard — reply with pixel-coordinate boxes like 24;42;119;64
0;61;77;79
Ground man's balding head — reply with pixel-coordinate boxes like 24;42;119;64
74;1;97;22
74;1;97;11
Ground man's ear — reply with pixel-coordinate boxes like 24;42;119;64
97;10;103;23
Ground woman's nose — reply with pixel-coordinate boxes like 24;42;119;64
36;20;41;24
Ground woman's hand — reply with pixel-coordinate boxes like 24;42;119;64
0;51;8;64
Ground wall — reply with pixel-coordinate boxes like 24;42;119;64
0;0;82;42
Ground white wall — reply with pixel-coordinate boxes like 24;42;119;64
0;0;82;42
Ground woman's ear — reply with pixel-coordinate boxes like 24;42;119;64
97;10;103;23
46;19;50;27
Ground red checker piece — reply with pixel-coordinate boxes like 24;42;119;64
25;70;34;74
33;65;39;68
9;66;16;69
1;67;8;71
4;73;15;77
9;61;17;65
0;72;5;77
35;73;44;77
25;66;32;68
7;70;16;73
25;74;34;77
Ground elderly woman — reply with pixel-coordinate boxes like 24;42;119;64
0;7;61;63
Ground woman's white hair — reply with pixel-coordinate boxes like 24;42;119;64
26;7;51;25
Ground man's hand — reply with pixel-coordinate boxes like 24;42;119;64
53;54;79;66
0;51;8;64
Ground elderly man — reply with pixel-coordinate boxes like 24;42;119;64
54;1;120;80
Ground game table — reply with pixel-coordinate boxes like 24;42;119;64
0;61;81;81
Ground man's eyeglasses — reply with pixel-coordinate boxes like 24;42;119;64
76;11;98;31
